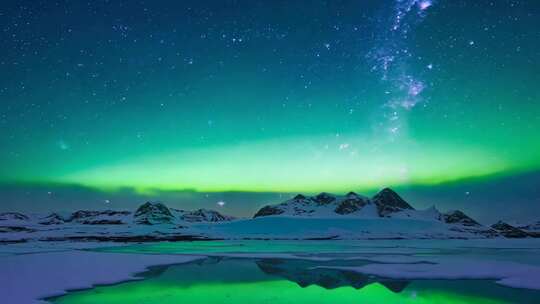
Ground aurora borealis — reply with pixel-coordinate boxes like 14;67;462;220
1;1;539;220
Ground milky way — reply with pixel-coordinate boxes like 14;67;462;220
369;0;435;138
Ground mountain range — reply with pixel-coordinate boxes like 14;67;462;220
0;188;538;243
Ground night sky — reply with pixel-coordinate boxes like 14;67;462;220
1;0;539;222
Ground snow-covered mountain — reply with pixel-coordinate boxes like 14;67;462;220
491;221;531;238
254;192;375;218
249;188;506;238
0;202;235;243
131;202;237;225
173;208;236;223
134;202;175;225
1;192;538;242
372;188;415;217
442;210;480;226
511;221;540;237
254;188;471;223
253;188;440;219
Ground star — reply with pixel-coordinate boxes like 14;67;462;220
58;140;69;151
339;143;350;150
419;1;433;11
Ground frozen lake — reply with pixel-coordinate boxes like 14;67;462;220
2;239;540;303
51;256;540;304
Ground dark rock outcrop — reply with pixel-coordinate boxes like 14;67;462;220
491;221;529;238
134;202;174;225
335;197;369;215
254;205;285;218
293;194;306;200
515;221;540;238
372;188;414;217
312;192;336;205
179;209;235;223
254;189;412;218
69;210;130;222
443;210;480;227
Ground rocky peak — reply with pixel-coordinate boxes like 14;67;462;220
372;188;414;217
181;209;235;223
65;210;131;225
346;192;359;199
335;194;370;215
68;210;131;222
312;192;336;205
134;202;175;225
293;194;307;201
443;210;480;227
253;205;285;218
491;221;529;238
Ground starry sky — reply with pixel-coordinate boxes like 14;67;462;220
1;0;539;222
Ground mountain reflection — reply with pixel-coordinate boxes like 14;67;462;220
255;258;410;292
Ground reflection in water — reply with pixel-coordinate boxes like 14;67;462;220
52;257;540;304
256;259;410;292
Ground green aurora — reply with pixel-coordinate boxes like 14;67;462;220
1;0;539;216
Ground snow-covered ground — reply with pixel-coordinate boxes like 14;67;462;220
191;216;491;239
322;256;540;290
0;213;509;243
0;243;204;304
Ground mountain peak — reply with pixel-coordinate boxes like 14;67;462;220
376;188;406;198
334;194;370;215
372;187;414;217
293;194;306;200
346;191;359;198
181;209;235;222
253;205;285;218
443;210;480;226
313;192;336;205
134;201;175;225
491;221;529;238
